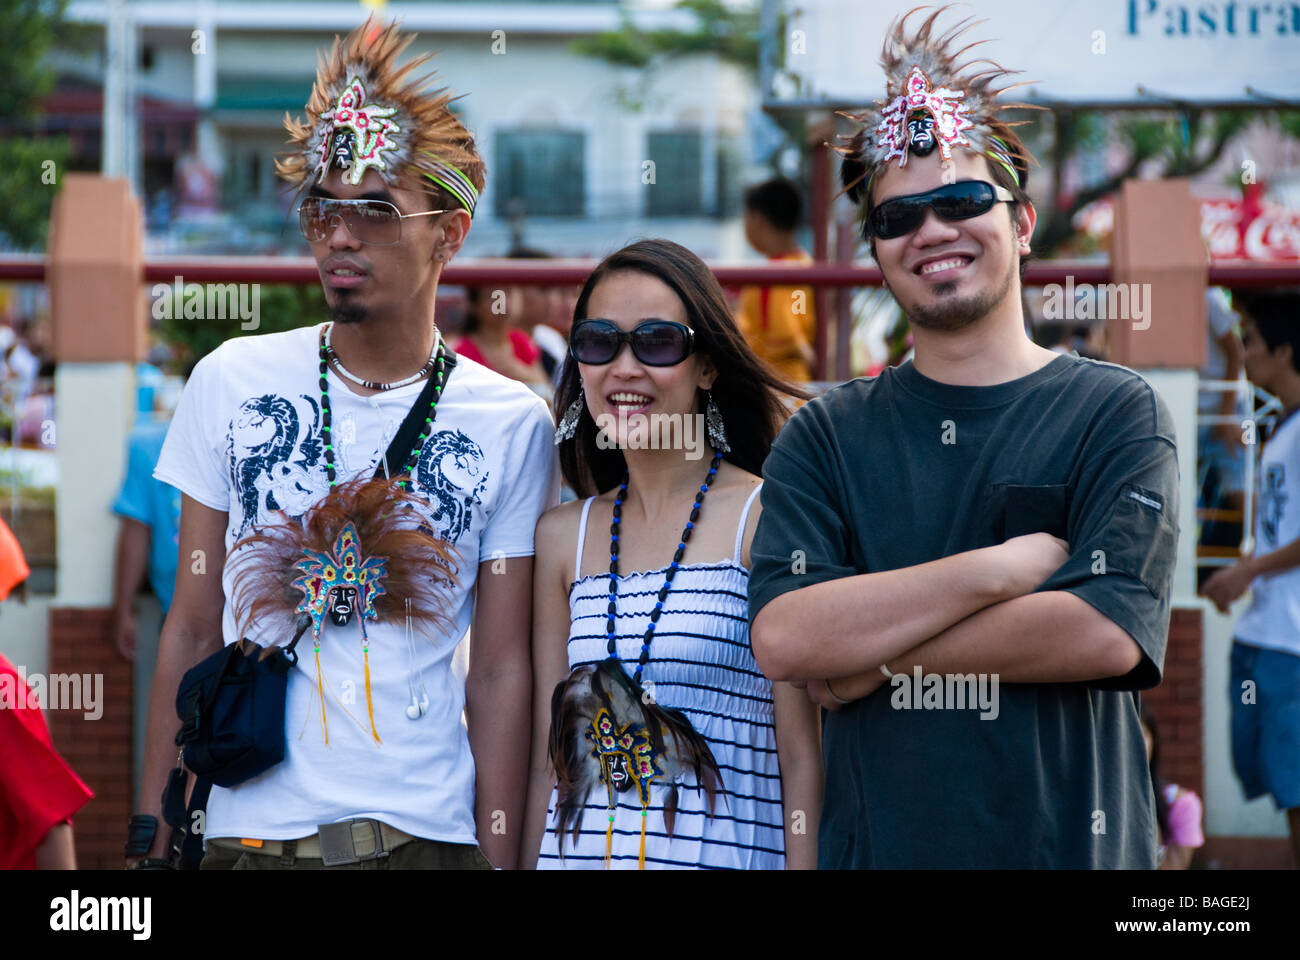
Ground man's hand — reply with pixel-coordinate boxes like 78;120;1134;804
996;532;1071;595
805;671;887;711
1201;558;1255;614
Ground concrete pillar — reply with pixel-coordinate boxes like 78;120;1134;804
44;173;142;866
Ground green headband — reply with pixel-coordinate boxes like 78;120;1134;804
418;150;478;218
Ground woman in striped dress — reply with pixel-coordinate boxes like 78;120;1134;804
520;239;822;869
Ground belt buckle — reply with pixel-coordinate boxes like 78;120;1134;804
318;819;389;867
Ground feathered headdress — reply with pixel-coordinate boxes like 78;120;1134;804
548;659;721;869
227;477;460;744
836;5;1040;205
276;17;484;216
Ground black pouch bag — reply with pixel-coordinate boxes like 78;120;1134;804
174;624;306;787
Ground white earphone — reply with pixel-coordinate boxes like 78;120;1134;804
404;599;429;720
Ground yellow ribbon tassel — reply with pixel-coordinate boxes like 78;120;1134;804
604;812;615;869
638;808;647;870
314;646;329;745
363;645;382;744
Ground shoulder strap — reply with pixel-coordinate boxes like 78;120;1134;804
574;497;596;580
734;483;764;563
372;343;459;483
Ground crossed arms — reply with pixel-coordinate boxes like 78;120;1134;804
751;535;1144;709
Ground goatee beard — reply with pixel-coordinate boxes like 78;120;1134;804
904;255;1015;332
330;302;368;325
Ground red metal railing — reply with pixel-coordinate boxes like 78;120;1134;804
3;253;1298;287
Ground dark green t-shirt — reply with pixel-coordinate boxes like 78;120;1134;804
748;354;1179;868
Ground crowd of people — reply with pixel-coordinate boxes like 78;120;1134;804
3;9;1297;873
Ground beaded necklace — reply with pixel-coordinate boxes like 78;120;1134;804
594;447;723;868
605;449;724;683
317;324;447;492
324;321;439;391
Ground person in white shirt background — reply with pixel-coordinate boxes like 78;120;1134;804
1202;288;1300;868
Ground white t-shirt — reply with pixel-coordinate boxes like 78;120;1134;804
1199;288;1240;414
1235;410;1300;655
154;321;558;843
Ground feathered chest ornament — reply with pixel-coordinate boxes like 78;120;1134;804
548;658;721;869
228;477;458;745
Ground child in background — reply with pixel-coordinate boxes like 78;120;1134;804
1140;705;1204;870
734;178;817;382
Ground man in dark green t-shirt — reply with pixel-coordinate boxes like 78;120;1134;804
748;12;1179;868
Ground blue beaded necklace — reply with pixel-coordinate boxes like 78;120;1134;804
605;449;724;684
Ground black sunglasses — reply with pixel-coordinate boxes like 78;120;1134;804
866;180;1015;240
569;319;696;367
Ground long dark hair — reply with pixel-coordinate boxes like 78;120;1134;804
555;239;811;496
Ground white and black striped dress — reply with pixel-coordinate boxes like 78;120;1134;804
537;485;785;870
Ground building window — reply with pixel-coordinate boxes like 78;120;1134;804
645;130;702;217
493;129;585;218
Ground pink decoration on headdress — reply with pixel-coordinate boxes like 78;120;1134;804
874;65;974;167
313;76;401;185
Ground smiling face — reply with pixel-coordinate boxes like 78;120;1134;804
305;166;468;326
869;150;1034;332
578;270;716;447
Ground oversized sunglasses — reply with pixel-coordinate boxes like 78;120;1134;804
866;180;1015;240
569;319;696;367
299;196;448;246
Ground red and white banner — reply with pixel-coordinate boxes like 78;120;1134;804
1075;186;1300;261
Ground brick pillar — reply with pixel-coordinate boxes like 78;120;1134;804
44;174;144;869
47;608;133;869
1143;607;1204;801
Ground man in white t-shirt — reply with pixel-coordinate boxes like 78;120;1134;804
1202;289;1300;867
127;20;557;871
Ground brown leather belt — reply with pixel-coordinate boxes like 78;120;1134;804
208;818;417;866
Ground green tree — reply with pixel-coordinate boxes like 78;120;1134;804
0;0;93;250
156;283;330;367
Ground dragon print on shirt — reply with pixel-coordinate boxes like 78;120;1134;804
416;429;488;544
1261;464;1287;547
227;394;327;537
224;396;489;547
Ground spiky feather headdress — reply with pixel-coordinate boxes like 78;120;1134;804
276;17;484;216
836;5;1040;205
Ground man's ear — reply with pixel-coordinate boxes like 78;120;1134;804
1015;199;1037;256
435;209;473;262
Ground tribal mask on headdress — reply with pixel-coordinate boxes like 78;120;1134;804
277;17;484;217
835;5;1040;208
228;478;459;745
549;659;721;869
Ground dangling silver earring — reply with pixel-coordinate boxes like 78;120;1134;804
705;390;730;453
554;387;585;444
